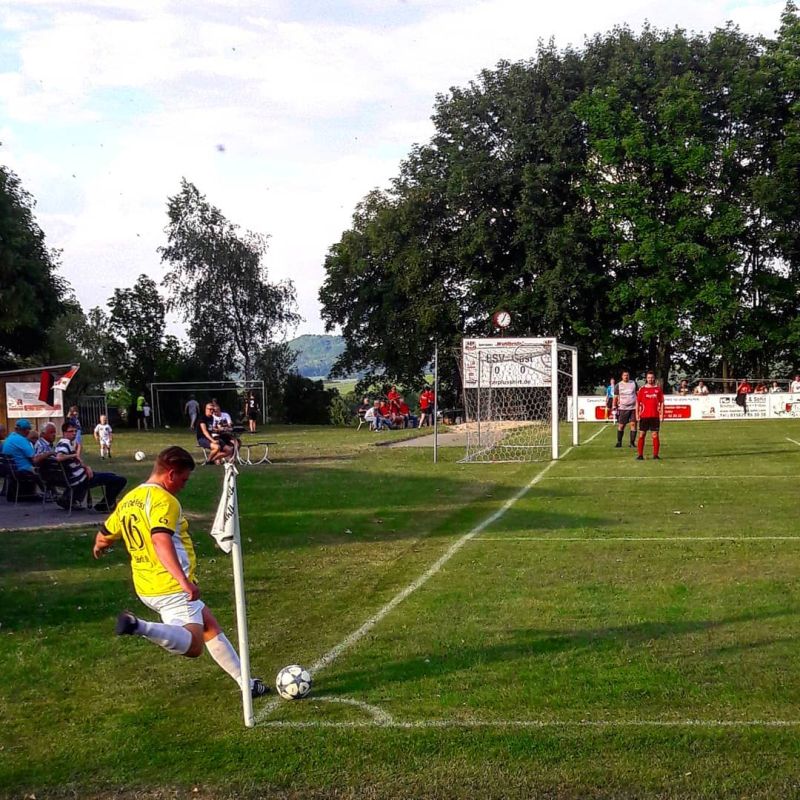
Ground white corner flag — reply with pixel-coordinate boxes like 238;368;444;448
209;462;254;727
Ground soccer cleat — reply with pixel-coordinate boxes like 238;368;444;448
615;442;622;448
636;455;644;461
653;455;661;460
115;611;139;636
251;678;271;698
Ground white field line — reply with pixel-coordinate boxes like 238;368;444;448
255;425;609;723
542;475;796;480
258;717;800;730
786;437;800;447
474;536;800;542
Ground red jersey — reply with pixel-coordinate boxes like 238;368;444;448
387;388;400;402
420;389;434;409
637;385;664;419
398;401;410;415
379;402;392;417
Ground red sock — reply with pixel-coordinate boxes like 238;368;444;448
653;436;660;457
637;436;644;457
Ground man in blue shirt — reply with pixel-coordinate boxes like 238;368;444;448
1;419;50;499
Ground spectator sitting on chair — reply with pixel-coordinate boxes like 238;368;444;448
213;402;241;451
0;423;6;444
754;382;768;394
357;397;371;425
770;381;783;393
397;397;418;428
693;380;709;395
379;399;398;428
365;400;394;431
55;422;127;510
197;402;231;464
35;422;57;457
1;419;49;499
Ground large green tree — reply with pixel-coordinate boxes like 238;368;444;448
321;13;800;389
0;166;68;367
159;180;300;381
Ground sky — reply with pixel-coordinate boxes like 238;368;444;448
0;0;787;341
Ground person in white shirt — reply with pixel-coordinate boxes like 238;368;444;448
94;415;114;459
791;375;800;394
693;380;709;395
770;381;783;393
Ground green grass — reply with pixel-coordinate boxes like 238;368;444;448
2;421;800;798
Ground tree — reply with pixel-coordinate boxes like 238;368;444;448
0;166;68;367
106;274;168;392
159;179;300;381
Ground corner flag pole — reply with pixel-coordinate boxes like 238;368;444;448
210;462;254;727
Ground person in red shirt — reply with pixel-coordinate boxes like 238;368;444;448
419;387;435;427
387;385;400;403
636;371;665;460
397;397;418;428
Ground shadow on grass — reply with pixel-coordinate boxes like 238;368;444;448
325;608;798;695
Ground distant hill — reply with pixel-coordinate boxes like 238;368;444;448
287;334;348;378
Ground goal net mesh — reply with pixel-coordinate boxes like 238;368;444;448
455;341;576;463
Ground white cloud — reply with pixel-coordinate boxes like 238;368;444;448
0;0;787;337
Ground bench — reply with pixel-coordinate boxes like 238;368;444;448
238;441;275;465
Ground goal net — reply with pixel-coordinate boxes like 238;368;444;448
456;338;578;462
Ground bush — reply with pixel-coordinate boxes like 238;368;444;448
283;373;336;424
329;392;358;426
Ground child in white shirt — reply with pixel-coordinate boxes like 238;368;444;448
94;414;114;459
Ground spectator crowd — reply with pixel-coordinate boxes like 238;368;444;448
357;385;436;431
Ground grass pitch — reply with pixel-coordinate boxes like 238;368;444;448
2;421;800;798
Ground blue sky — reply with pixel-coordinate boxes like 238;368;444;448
0;0;786;339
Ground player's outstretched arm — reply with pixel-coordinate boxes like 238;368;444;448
93;530;116;559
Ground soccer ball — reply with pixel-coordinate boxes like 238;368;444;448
275;664;312;700
134;450;146;462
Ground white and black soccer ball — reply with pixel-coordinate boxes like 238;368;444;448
275;664;312;700
134;450;146;462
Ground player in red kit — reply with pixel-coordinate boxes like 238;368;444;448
636;371;665;460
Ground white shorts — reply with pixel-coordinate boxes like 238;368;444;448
139;591;205;627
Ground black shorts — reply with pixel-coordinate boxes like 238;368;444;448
606;397;613;409
247;410;259;421
617;408;636;426
197;436;214;449
638;417;661;433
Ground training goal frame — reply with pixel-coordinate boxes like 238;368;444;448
150;380;267;429
458;337;579;462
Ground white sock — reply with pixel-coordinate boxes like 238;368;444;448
205;633;242;685
136;618;192;655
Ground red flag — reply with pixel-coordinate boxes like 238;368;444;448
54;364;80;392
38;371;55;406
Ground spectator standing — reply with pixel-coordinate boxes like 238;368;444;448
419;387;435;427
67;405;83;457
185;395;200;431
735;379;752;415
605;378;616;420
636;372;665;461
693;381;709;395
94;414;114;459
136;393;146;430
791;375;800;393
142;402;152;431
245;392;260;434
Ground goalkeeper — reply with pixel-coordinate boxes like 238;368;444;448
92;445;269;698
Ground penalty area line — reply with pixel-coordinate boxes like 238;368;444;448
787;437;800;448
254;426;609;724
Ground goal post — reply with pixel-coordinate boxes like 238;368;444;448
456;337;578;463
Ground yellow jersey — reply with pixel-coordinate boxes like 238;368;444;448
102;482;197;597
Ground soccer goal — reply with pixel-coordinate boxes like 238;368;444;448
456;338;578;462
150;380;266;429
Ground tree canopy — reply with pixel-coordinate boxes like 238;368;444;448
320;7;800;390
159;179;300;382
0;166;68;367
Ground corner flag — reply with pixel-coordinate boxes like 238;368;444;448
209;462;254;727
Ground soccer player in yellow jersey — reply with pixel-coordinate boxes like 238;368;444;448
93;446;269;698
